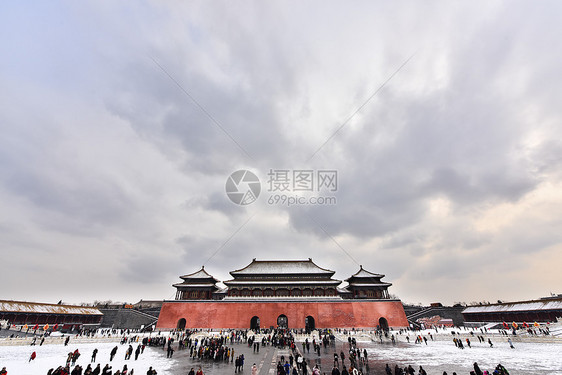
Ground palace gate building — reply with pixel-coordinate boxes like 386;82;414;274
157;259;408;330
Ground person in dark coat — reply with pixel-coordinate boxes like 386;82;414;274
473;362;483;375
102;364;112;375
110;346;118;361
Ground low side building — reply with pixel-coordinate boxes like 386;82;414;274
0;300;103;329
157;259;408;330
405;304;466;327
462;296;562;324
133;300;164;310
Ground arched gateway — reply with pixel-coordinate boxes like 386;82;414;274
250;316;260;330
305;316;315;332
379;317;389;331
277;314;288;328
177;318;186;330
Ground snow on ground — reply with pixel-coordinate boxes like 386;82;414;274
2;328;562;375
0;341;177;375
329;327;562;374
365;340;562;374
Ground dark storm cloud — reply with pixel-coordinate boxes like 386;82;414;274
285;24;545;239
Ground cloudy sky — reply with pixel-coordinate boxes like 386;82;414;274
2;1;561;306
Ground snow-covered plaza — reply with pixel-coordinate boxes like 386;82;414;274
360;338;562;374
0;340;178;375
1;328;562;375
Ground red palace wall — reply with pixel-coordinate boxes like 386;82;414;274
156;300;408;329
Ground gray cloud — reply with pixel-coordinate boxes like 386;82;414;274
1;1;561;305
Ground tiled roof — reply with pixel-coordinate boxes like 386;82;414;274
463;298;562;314
0;300;103;315
222;296;344;301
347;282;392;287
224;280;341;286
348;265;385;279
180;266;218;281
230;259;335;276
173;283;218;288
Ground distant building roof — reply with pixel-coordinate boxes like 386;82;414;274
230;259;335;276
132;300;163;308
0;300;103;315
463;298;562;314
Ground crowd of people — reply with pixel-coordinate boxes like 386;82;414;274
0;324;540;375
290;331;513;375
18;334;166;375
39;341;158;375
130;327;516;375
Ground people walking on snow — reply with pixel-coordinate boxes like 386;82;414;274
71;349;80;365
110;346;118;361
473;362;483;375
